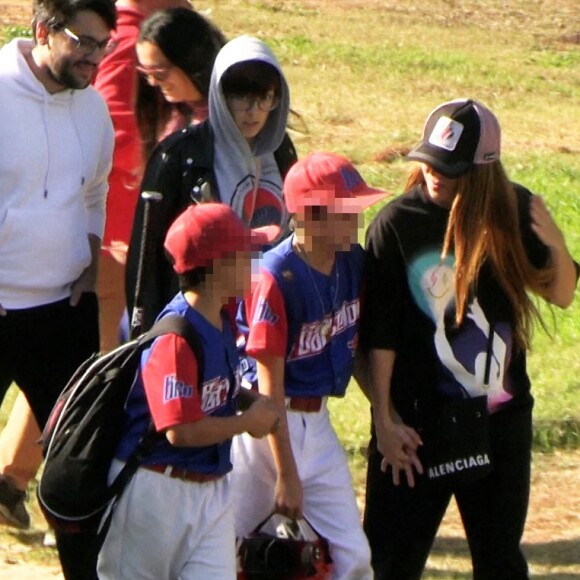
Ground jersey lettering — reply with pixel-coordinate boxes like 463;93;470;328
288;299;359;360
252;296;279;325
201;377;230;413
163;375;194;403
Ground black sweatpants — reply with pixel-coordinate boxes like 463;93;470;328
364;403;533;580
0;293;100;580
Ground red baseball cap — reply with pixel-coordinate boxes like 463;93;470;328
164;203;280;274
283;152;391;214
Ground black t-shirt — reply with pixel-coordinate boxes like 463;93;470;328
360;183;549;421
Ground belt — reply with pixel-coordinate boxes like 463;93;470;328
142;464;222;483
286;396;323;413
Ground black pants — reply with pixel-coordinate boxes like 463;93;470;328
56;530;100;580
0;293;99;426
364;403;533;580
0;293;100;580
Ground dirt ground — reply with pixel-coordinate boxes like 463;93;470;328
431;451;580;577
1;1;31;30
0;451;579;578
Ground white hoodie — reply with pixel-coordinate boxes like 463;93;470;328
0;39;114;309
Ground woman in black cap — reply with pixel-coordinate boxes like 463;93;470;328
360;98;578;579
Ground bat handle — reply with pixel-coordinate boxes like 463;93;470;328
130;190;164;338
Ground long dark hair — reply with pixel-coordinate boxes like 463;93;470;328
135;7;226;162
406;162;554;350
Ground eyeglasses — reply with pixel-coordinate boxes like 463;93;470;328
61;28;116;56
135;65;173;83
226;93;280;112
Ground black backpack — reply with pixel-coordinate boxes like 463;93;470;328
37;314;204;533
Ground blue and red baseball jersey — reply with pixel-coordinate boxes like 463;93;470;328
243;235;364;398
116;293;241;476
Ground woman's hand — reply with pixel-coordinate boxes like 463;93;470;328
376;409;423;488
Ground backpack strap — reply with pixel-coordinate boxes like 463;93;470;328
99;315;205;541
140;314;205;384
122;314;206;459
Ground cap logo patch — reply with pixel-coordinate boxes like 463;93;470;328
340;167;363;191
429;116;464;152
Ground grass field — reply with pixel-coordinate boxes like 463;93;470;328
0;0;579;576
190;0;580;447
2;2;578;439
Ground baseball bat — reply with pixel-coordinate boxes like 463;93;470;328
130;190;163;338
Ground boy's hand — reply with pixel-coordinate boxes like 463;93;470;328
275;471;303;520
245;395;280;438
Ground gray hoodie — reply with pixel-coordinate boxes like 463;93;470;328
209;35;290;227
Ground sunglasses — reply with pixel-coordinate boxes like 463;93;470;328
135;64;173;83
226;93;280;112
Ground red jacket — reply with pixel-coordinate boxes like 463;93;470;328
93;6;144;248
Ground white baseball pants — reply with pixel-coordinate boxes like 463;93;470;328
98;460;236;579
230;402;373;580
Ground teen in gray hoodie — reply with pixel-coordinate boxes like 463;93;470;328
125;35;297;334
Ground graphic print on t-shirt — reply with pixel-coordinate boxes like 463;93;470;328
407;250;514;410
230;175;284;229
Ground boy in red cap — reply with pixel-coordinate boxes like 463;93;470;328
231;152;391;579
98;203;280;579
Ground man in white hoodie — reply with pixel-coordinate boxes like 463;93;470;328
0;0;193;539
0;0;116;576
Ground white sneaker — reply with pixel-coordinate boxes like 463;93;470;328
43;529;57;547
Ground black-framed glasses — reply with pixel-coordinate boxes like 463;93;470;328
61;28;116;56
226;93;280;112
135;64;173;83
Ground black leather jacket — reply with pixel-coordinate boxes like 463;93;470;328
125;121;298;334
